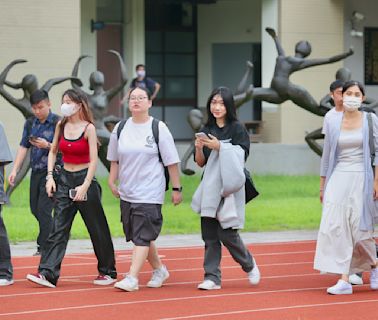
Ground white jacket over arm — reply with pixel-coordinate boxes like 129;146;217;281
191;142;246;229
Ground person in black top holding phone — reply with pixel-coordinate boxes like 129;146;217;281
193;86;260;290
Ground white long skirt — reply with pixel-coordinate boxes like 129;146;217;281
314;170;376;275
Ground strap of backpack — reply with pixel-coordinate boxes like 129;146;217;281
368;113;375;167
117;120;127;140
152;118;163;163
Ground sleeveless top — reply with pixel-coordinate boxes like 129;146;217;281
335;127;364;172
59;124;90;164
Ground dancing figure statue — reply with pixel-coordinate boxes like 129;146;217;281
248;28;353;115
0;59;82;201
71;50;128;170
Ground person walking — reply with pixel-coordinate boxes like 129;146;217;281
191;86;260;290
26;89;117;288
107;87;182;292
8;90;58;255
315;80;378;295
0;122;14;286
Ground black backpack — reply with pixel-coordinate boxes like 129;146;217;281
116;118;170;191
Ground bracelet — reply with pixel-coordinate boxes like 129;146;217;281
46;174;53;181
320;189;324;191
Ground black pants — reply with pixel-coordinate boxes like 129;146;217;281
201;217;254;285
39;169;116;285
0;205;13;280
30;170;54;251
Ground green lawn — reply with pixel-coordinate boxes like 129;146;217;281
2;175;322;243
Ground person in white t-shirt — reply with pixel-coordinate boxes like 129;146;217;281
107;87;182;292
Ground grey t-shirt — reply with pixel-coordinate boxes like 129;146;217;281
0;122;13;204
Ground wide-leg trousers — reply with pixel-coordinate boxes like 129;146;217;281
39;169;116;285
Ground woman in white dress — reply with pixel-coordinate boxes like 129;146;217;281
315;81;378;295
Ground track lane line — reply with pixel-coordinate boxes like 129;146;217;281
158;298;378;320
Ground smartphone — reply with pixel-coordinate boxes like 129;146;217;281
29;135;39;141
195;132;209;139
69;189;87;201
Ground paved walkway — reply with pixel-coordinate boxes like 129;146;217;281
10;230;319;257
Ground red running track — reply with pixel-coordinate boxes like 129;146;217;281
1;241;378;320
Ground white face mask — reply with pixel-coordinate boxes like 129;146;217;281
136;70;145;78
343;96;362;111
60;103;78;117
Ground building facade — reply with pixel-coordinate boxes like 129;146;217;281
1;0;377;173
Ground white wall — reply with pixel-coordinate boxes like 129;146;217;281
80;0;97;89
0;0;80;150
197;0;262;107
344;0;378;100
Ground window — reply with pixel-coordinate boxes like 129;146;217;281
365;28;378;85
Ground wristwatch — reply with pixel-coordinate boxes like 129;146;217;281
172;186;183;192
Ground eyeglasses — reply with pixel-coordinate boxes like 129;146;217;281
129;96;148;102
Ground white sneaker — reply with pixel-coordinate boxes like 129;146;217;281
0;278;14;286
370;267;378;290
26;273;56;288
147;265;169;288
327;279;352;295
197;279;221;290
349;274;363;285
248;258;261;285
114;275;139;292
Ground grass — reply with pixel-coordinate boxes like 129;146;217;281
2;175;322;243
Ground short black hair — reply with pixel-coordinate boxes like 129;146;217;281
30;89;49;105
135;64;145;70
342;80;365;96
129;86;152;99
329;80;344;92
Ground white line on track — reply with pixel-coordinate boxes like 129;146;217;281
13;250;315;270
159;299;378;320
11;260;314;283
1;272;326;299
0;285;372;318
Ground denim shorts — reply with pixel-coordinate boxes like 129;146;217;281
120;200;163;246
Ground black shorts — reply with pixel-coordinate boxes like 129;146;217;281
120;200;163;246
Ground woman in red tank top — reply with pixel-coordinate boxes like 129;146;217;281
26;89;116;288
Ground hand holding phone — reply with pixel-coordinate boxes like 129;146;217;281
69;189;88;201
195;132;209;139
29;135;39;142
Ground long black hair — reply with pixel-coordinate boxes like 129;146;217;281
205;86;237;126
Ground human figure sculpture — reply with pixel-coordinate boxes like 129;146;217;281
181;61;254;175
249;28;353;116
0;59;82;201
306;67;378;156
71;50;128;170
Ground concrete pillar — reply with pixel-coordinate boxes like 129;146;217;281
123;0;145;83
80;0;97;90
261;0;282;142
